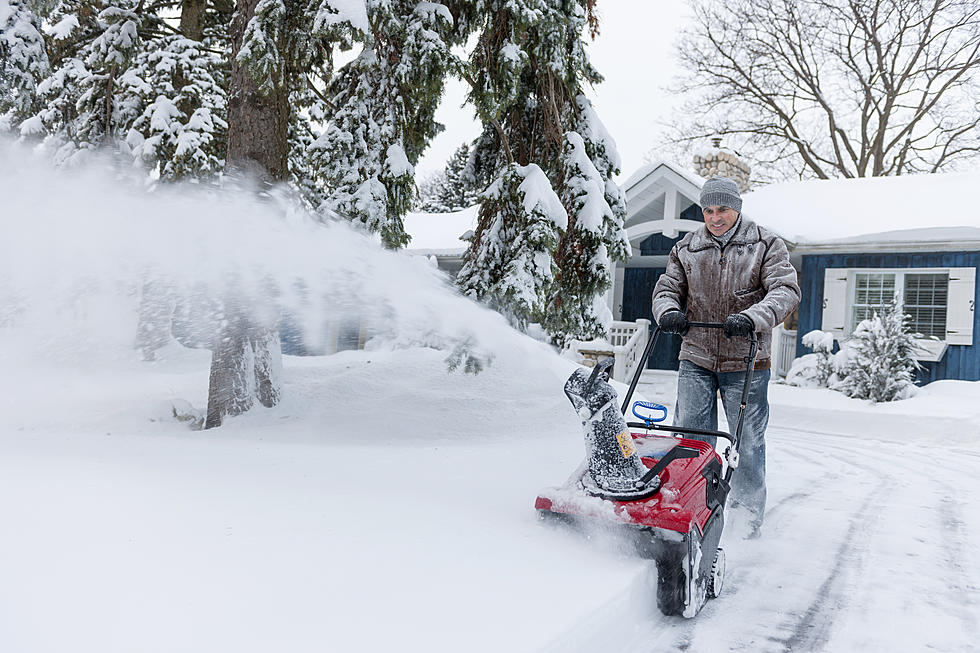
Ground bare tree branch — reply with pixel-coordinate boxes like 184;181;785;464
663;0;980;180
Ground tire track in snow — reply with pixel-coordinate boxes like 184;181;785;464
937;495;980;640
716;427;975;652
719;430;891;652
762;488;820;522
774;479;886;652
769;428;979;651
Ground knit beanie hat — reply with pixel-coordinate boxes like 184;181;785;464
699;176;742;213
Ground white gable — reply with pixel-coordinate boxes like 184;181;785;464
622;160;704;242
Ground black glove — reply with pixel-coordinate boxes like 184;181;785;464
658;310;690;335
723;313;755;339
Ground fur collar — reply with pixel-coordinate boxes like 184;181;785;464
687;217;761;252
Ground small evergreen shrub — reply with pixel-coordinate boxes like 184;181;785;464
831;301;921;403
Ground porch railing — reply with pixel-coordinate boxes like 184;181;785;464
566;319;651;383
772;325;797;378
569;319;797;381
610;319;651;382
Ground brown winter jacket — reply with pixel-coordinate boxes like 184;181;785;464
652;218;801;372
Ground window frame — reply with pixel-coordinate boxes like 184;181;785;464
822;265;974;358
847;269;949;338
845;268;951;362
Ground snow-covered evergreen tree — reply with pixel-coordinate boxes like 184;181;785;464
444;142;481;208
122;34;228;181
832;301;921;403
456;162;566;328
313;0;459;248
24;0;142;164
201;0;370;426
458;1;629;346
0;0;49;129
545;101;630;343
287;84;332;206
19;0;231;179
418;142;481;212
416;169;447;211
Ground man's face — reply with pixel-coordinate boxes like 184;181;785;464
703;205;739;237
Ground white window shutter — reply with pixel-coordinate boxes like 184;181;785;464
821;268;848;338
946;267;976;346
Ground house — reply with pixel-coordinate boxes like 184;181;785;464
407;156;980;384
744;173;979;383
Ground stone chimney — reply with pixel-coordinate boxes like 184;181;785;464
693;137;751;192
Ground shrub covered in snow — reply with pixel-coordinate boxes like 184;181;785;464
786;303;922;403
831;301;921;403
785;329;836;387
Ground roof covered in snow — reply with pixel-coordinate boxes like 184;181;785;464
622;159;706;193
403;169;980;256
403;205;478;256
743;171;980;246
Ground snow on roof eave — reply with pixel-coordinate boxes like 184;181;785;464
622;159;705;194
792;239;980;254
742;171;980;243
404;247;467;258
790;228;980;254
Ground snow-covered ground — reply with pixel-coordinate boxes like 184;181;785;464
3;147;980;652
2;343;979;652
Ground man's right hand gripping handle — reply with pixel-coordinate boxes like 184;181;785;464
658;310;690;335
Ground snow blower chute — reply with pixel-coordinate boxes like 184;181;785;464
535;323;758;618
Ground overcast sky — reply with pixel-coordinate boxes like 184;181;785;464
415;2;694;182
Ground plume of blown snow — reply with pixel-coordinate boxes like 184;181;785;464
0;141;558;374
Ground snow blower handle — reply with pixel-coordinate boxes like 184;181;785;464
619;323;760;450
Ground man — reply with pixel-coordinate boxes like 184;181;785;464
652;176;800;538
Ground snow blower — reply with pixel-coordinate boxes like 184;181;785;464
535;323;758;618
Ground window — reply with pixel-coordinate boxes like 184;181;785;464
850;271;949;338
822;266;975;355
903;273;948;338
851;273;896;332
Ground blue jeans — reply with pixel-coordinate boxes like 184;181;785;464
674;360;770;527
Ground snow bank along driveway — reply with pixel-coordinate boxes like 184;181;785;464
2;347;979;652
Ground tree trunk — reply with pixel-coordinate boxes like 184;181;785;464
180;0;207;41
225;0;289;181
204;0;287;428
205;302;254;429
135;277;175;361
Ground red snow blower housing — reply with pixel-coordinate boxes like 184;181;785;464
535;323;758;618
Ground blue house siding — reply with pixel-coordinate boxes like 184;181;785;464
797;251;980;383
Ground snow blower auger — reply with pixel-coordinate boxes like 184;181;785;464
535;323;758;618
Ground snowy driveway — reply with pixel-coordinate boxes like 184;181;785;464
1;349;979;652
545;425;980;652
